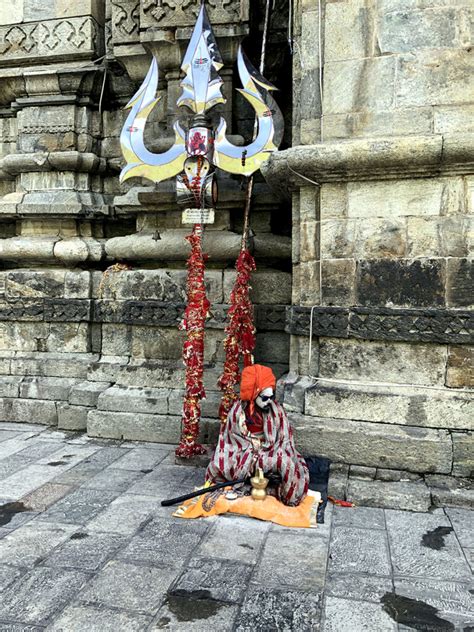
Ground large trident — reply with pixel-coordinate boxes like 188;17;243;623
120;1;281;457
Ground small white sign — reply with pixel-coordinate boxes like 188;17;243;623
182;208;215;224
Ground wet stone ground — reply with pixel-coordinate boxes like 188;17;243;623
0;423;472;632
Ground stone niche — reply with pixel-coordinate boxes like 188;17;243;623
0;0;292;448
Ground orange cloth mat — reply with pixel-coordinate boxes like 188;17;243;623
173;487;317;528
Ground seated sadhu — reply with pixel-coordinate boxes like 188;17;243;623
206;364;309;506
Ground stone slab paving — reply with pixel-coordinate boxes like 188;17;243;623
0;423;472;632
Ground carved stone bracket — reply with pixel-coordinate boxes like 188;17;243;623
141;0;249;28
287;305;474;345
0;18;102;66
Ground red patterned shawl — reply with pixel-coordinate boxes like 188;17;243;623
205;401;309;506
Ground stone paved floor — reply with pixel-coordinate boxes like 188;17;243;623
0;423;472;632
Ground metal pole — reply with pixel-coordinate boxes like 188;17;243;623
241;0;272;252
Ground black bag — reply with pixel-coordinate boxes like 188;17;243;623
305;456;331;524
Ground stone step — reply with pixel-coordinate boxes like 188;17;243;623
292;413;452;474
87;409;219;445
19;376;80;401
304;379;474;431
0;397;57;426
1;352;99;379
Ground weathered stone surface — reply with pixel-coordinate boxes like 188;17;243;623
349;465;376;479
171;557;253;605
348;178;444;218
396;49;474;108
20;482;72;512
445;507;474;548
305;381;473;430
347;478;431;512
1;398;58;426
118;517;208;567
446;346;474;388
375;468;421;483
321;259;356;306
328;463;349;500
196;516;269;564
5;270;66;299
323;596;397;632
452;431;473;478
87;410;180;443
86;494;162;535
37;488;119;525
323;57;396;115
0;567;90;625
235;588;321;632
292;414;452;473
68;380;111;407
255;531;328;590
326;573;393;604
0;521;77;567
83;467;143;493
224;270;292;305
378;7;460;54
447;258;474;307
333;505;385;530
19;377;77;401
0;564;24;592
392;576;474;631
427;474;474;509
57;404;89;431
11;352;97;379
357;258;446;308
48;604;152;632
109;446;167;471
97;269;223;304
154;598;238;631
80;560;178;613
329;525;391;575
324;107;433;141
318;338;447;386
97;385;169;415
0;376;21;397
385;509;471;580
44;532;127;572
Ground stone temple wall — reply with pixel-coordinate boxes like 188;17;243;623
0;0;291;442
0;0;472;509
263;0;473;509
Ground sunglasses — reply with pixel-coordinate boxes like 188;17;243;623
259;394;274;402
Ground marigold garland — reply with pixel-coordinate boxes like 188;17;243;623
175;224;209;458
217;249;256;423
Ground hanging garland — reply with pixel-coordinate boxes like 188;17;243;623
217;249;256;423
175;224;209;457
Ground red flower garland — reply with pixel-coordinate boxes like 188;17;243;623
175;224;209;457
217;249;256;423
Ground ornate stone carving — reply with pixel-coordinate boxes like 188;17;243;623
287;307;349;339
111;0;140;44
287;306;474;345
0;298;288;333
350;308;474;345
0;18;100;64
141;0;248;28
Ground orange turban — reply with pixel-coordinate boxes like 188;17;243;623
240;364;276;403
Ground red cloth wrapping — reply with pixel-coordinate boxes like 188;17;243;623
206;400;309;506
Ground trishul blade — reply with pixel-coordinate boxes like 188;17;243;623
177;3;226;114
213;47;282;176
120;55;186;184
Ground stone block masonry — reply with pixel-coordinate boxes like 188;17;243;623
262;0;474;509
0;0;472;512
